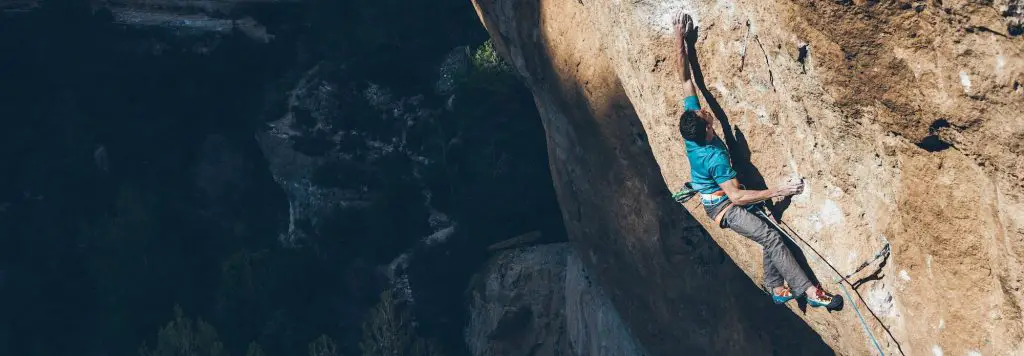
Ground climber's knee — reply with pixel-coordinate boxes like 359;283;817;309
723;205;780;248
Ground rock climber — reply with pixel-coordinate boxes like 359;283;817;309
672;11;842;310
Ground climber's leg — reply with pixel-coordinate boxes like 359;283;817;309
763;253;785;290
764;254;794;304
722;205;843;309
721;205;813;296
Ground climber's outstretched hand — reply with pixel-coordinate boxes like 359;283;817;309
674;11;697;87
673;11;694;39
775;178;805;198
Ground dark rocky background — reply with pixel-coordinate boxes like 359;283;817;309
0;1;565;355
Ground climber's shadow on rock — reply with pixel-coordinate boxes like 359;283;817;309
683;27;794;219
683;27;823;306
732;128;795;220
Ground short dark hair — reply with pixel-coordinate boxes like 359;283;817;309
678;110;706;142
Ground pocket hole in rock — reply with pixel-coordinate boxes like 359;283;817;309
916;119;953;152
797;44;809;73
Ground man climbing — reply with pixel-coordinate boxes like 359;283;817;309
672;11;841;310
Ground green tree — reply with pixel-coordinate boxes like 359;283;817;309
85;183;189;354
359;289;444;356
462;39;517;95
308;335;339;356
139;306;226;356
471;40;513;77
431;38;559;242
245;342;266;356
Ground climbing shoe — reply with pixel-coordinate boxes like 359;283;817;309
807;287;843;310
771;286;795;305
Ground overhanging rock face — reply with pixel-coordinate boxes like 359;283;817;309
470;0;1024;355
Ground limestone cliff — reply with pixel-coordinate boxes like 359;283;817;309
471;0;1024;355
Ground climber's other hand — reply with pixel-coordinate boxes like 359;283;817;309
775;180;804;197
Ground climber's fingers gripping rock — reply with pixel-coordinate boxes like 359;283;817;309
776;179;804;198
673;11;694;37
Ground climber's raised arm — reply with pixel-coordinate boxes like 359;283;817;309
674;12;697;98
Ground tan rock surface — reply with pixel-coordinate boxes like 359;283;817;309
471;0;1024;354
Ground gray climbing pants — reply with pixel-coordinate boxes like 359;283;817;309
721;205;813;296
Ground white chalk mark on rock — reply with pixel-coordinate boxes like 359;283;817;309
900;270;911;281
959;71;972;93
932;345;944;356
755;106;770;125
821;199;844;227
654;0;700;35
715;0;736;17
867;283;897;318
808;214;823;232
926;255;934;278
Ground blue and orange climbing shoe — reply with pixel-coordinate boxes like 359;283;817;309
807;286;843;310
771;286;795;304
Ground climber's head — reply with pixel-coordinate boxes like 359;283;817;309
679;109;715;143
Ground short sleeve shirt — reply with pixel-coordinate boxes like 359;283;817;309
681;96;737;217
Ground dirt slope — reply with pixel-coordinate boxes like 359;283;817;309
470;0;1024;354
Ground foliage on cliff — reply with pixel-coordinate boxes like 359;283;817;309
430;39;559;240
359;289;445;356
139;306;227;356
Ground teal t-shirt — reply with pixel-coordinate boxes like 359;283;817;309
681;96;736;214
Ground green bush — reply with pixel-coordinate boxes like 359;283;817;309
461;40;518;95
245;342;266;356
308;335;340;356
425;37;559;245
139;306;227;356
471;40;512;76
359;289;444;356
214;247;349;356
83;183;195;355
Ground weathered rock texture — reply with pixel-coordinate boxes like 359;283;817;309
466;244;572;356
471;0;1024;355
563;246;649;356
466;243;646;356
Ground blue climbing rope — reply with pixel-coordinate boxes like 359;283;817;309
838;280;885;355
